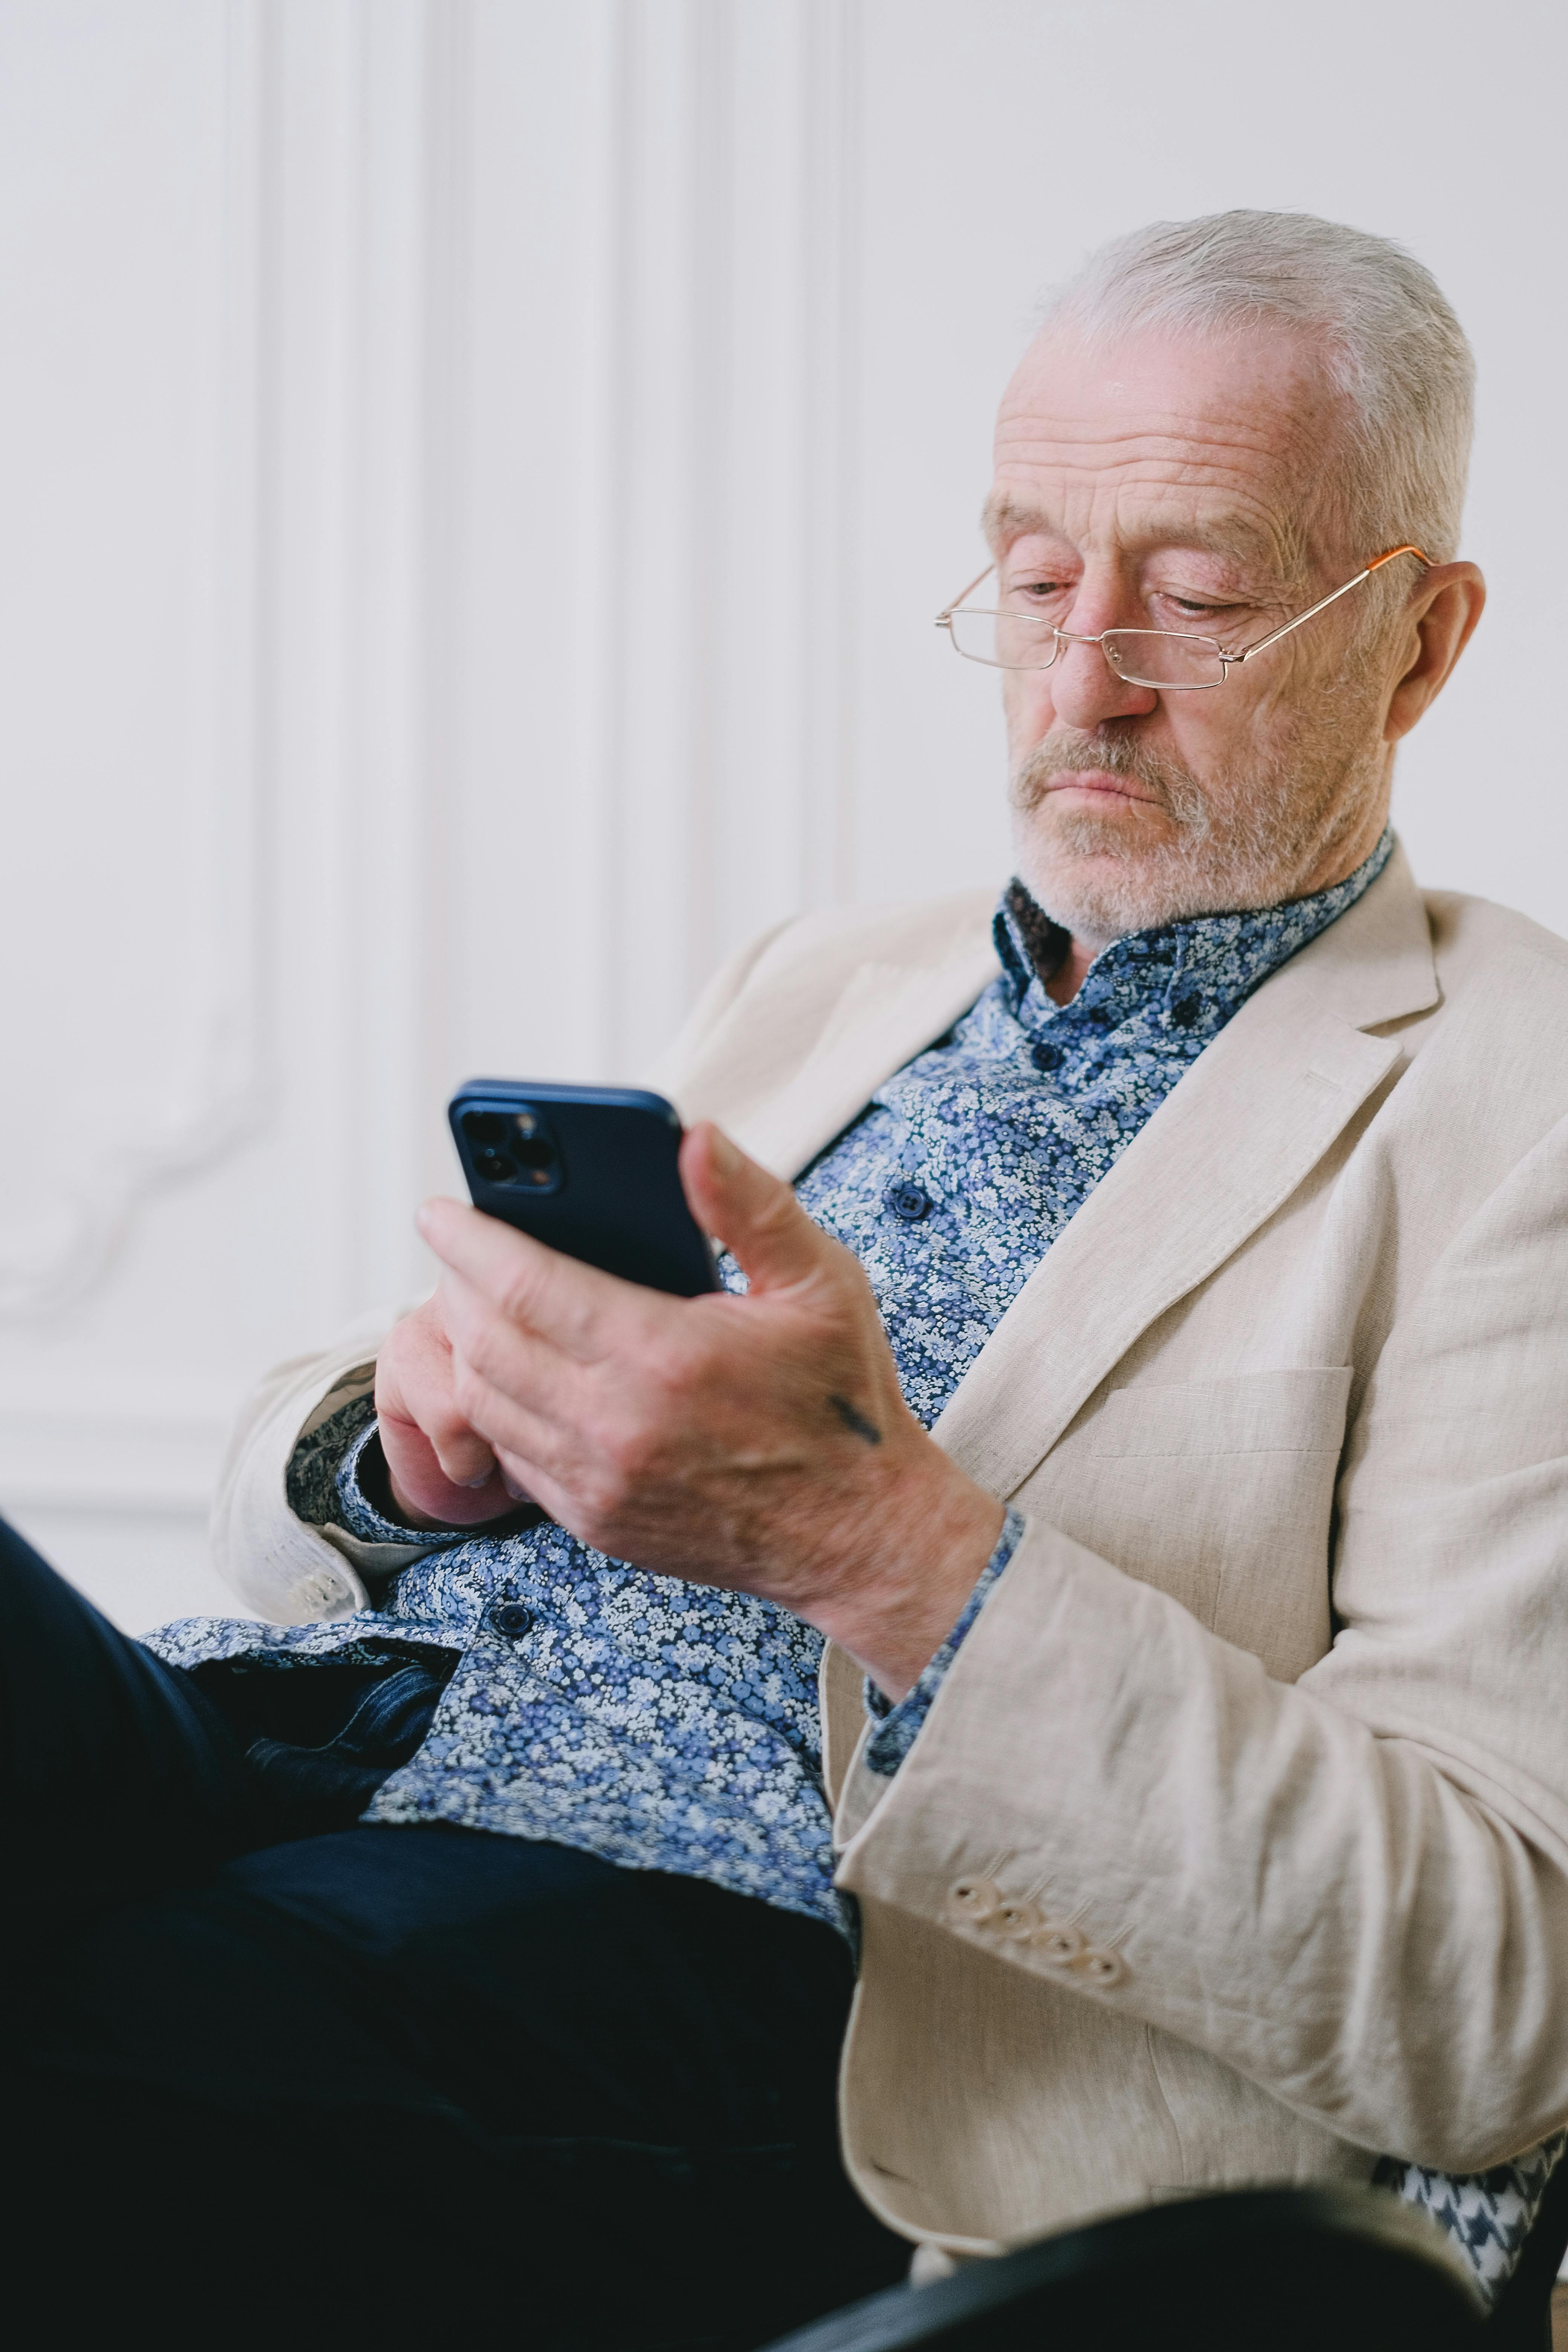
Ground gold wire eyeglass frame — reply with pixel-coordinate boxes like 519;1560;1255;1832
934;544;1430;689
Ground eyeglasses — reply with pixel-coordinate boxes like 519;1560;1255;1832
934;545;1429;691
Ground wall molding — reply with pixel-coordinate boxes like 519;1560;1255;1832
590;0;863;1075
0;0;275;1321
0;0;866;1560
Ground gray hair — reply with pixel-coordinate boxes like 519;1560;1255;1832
1043;210;1474;574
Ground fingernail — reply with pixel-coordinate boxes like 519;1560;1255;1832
502;1475;532;1502
458;1473;493;1490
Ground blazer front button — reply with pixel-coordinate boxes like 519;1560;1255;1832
1029;1921;1086;1965
1076;1948;1128;1988
947;1876;1002;1924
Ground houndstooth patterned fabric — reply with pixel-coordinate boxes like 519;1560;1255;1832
1375;2131;1568;2301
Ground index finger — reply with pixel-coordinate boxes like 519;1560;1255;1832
415;1194;642;1360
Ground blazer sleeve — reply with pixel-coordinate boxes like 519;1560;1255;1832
208;1299;437;1623
642;916;798;1106
833;1113;1568;2175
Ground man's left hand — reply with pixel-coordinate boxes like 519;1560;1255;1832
416;1122;1005;1700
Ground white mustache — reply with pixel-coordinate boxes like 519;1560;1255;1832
1011;735;1211;833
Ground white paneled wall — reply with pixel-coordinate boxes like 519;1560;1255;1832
1;0;1563;1631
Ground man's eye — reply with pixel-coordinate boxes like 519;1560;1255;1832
1008;579;1070;604
1160;594;1239;622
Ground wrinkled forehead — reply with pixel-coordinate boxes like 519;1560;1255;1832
989;321;1339;577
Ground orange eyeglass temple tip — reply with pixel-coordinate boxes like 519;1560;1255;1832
1365;544;1430;572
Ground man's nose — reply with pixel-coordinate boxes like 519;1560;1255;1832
1047;632;1160;731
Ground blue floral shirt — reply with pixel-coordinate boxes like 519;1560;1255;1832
144;828;1559;2296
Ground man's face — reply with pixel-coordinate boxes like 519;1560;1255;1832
990;322;1399;942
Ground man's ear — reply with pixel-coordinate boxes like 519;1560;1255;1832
1384;561;1486;743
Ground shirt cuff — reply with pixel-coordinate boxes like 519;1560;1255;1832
861;1506;1026;1777
332;1418;470;1546
333;1416;549;1548
285;1390;378;1529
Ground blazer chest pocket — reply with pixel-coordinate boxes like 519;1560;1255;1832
1023;1367;1354;1683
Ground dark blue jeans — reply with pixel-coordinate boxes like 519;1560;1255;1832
0;1516;905;2349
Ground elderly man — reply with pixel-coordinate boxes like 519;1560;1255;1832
8;210;1568;2345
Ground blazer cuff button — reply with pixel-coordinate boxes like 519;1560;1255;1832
1029;1921;1086;1965
947;1876;1002;1924
994;1899;1042;1939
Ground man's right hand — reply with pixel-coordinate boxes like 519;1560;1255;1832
373;1294;521;1530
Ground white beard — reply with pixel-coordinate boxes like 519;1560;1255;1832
1008;689;1389;941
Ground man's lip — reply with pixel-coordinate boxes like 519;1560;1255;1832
1043;771;1160;805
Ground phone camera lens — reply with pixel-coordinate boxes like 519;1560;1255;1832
461;1104;557;1190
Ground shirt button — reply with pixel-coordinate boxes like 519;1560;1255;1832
1030;1040;1062;1072
1170;994;1201;1029
492;1603;534;1638
1075;1947;1129;1988
885;1181;931;1222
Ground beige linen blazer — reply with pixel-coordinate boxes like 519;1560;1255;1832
213;842;1568;2256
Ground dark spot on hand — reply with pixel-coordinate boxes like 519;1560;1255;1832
829;1393;883;1446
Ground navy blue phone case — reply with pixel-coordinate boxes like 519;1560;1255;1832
447;1080;719;1298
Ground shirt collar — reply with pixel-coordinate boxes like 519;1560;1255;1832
992;827;1395;1040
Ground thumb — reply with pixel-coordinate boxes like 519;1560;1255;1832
680;1121;830;1295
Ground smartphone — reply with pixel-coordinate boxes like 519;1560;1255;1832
447;1079;719;1297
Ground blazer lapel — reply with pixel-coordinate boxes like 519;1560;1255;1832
929;845;1439;1498
697;843;1436;1505
730;939;1003;1178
